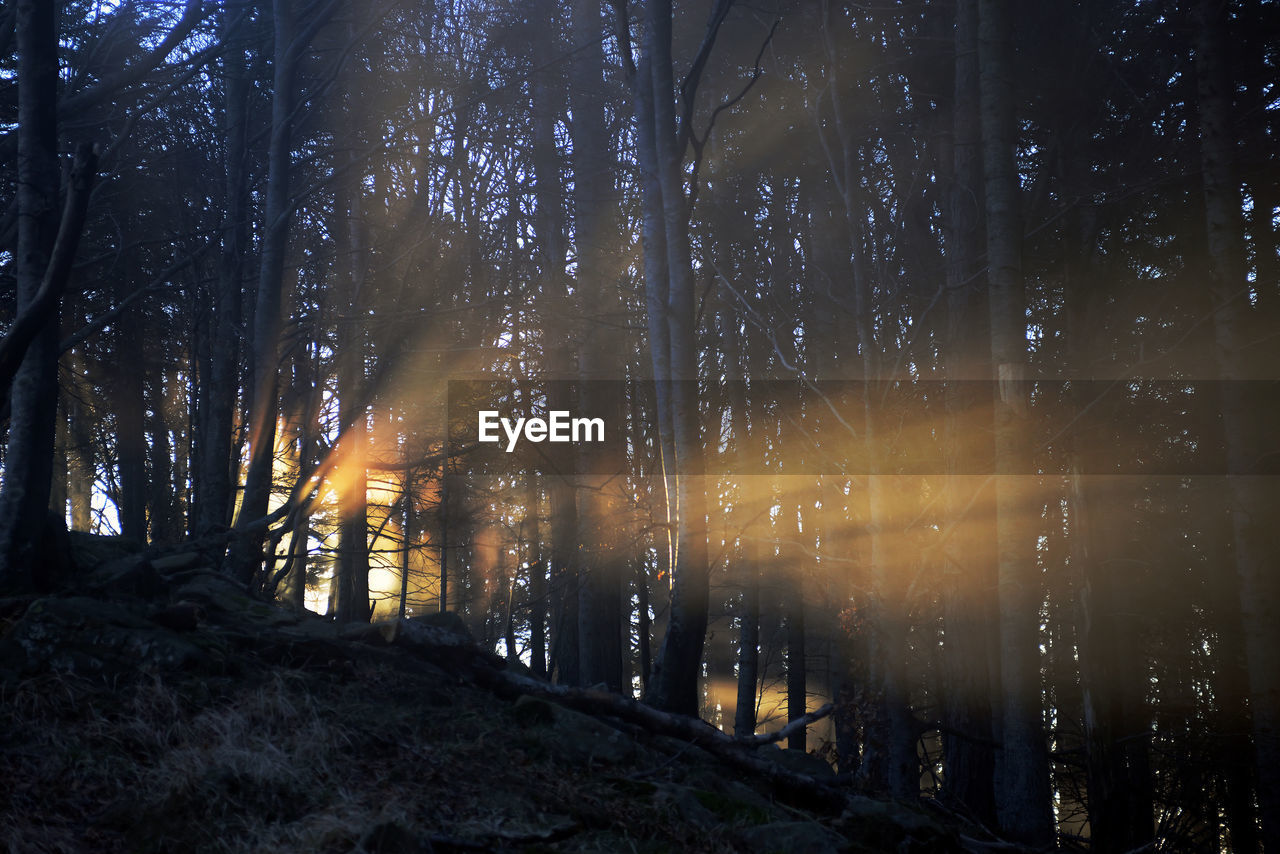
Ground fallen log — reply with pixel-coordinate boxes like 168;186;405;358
473;666;851;811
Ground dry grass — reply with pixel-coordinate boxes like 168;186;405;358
0;650;746;853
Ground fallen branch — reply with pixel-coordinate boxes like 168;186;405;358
735;703;834;747
472;666;851;812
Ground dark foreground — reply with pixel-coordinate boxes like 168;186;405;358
0;534;1025;853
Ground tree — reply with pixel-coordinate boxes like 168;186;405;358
614;0;724;717
193;0;251;542
0;0;78;586
567;0;625;691
977;0;1053;840
1194;0;1280;847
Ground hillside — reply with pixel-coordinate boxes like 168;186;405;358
0;534;1023;853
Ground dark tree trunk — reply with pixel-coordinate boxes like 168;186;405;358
438;448;449;613
50;394;68;520
731;367;761;737
1060;114;1155;851
977;0;1053;841
66;359;94;531
786;502;808;751
0;0;63;586
116;316;148;543
229;0;299;583
938;0;998;827
570;0;624;693
1194;2;1280;847
528;27;582;685
194;0;249;540
548;474;580;686
524;477;546;677
638;0;712;718
281;340;318;611
333;51;371;625
147;372;181;545
814;8;916;796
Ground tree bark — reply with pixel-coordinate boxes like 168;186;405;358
529;42;582;686
570;0;624;692
1194;1;1280;847
638;0;712;718
66;358;95;531
194;0;249;541
0;0;68;586
524;476;546;677
938;0;998;827
729;334;761;737
785;500;808;751
977;0;1053;841
115;311;148;542
229;0;300;583
333;34;372;624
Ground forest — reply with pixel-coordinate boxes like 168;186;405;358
0;0;1277;850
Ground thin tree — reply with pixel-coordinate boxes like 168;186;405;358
978;0;1053;840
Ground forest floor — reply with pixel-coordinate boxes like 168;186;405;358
0;533;1013;853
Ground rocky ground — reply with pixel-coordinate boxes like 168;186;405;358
0;533;1022;853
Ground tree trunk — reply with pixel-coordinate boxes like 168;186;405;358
786;501;808;751
229;0;299;583
523;476;546;676
814;6;917;796
50;394;69;521
66;357;94;531
938;0;998;826
1194;2;1280;847
730;347;761;737
1060;113;1155;851
639;0;711;718
194;0;249;540
116;315;148;543
0;0;63;586
570;0;624;693
147;371;181;545
333;48;371;625
977;0;1053;841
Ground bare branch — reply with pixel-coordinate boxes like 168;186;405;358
60;0;208;116
0;143;98;404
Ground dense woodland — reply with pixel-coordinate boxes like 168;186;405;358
0;0;1277;849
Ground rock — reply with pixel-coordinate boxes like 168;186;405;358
738;820;848;854
757;745;836;779
68;531;143;571
149;601;203;631
513;695;636;765
649;734;716;767
169;570;252;611
39;510;75;591
352;821;429;854
0;596;206;677
340;622;389;645
412;610;473;642
84;555;169;598
0;595;36;622
652;783;721;831
170;571;298;627
150;552;206;573
834;796;958;852
677;770;780;825
379;617;502;669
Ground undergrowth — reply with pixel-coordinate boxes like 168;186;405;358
0;658;739;853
